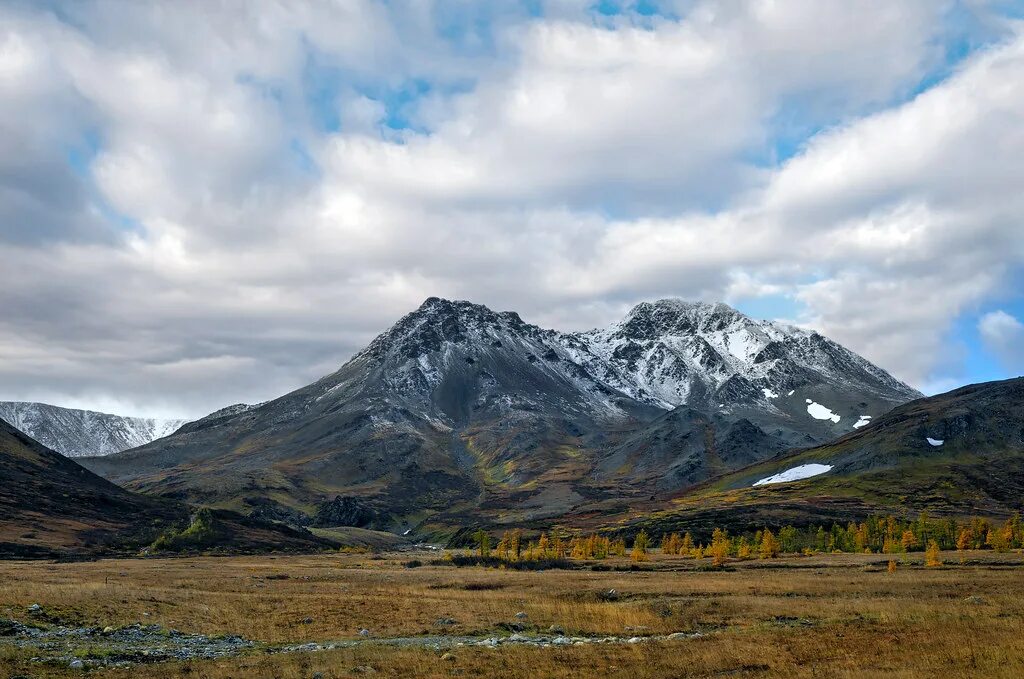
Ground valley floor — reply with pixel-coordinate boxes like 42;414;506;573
1;549;1023;677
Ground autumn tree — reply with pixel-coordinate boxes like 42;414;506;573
900;530;917;552
474;529;491;558
855;523;870;553
1004;513;1022;548
537;533;550;558
956;528;972;552
631;530;650;562
710;528;730;567
661;533;682;555
495;532;511;560
509;529;523;561
986;528;1009;553
681;532;694;555
925;540;942;568
759;528;780;559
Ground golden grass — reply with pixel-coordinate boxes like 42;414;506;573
1;549;1023;677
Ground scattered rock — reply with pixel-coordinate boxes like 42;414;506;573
69;659;85;669
301;617;314;625
246;497;313;526
441;652;455;661
0;619;256;666
351;665;376;674
435;617;458;626
548;625;564;634
27;604;42;615
963;596;988;605
627;636;644;644
314;496;380;528
514;611;528;620
358;628;370;637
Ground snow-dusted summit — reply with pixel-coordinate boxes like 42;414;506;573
0;401;187;458
563;299;920;411
311;297;919;436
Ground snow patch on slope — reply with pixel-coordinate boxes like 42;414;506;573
753;464;833;486
806;401;841;424
926;437;944;446
853;415;872;429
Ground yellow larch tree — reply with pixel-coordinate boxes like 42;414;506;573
925;540;942;567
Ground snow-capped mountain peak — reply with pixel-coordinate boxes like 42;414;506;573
0;401;188;458
562;299;919;412
326;297;919;434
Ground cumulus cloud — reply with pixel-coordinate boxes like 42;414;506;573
979;310;1024;372
0;0;1021;417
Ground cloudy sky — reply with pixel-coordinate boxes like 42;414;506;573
1;0;1023;419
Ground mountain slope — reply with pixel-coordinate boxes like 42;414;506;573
0;401;186;457
0;418;334;558
613;378;1024;538
81;297;919;531
565;300;920;447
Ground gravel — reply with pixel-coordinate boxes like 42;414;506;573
1;616;705;668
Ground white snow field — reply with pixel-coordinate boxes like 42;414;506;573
926;437;944;446
853;415;872;429
753;464;834;486
805;400;841;423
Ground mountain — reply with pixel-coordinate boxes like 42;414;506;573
612;377;1024;538
81;298;919;533
566;300;917;414
0;417;334;558
0;401;187;457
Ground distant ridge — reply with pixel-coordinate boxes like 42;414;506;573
0;401;187;457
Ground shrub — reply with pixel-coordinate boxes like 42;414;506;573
149;508;222;552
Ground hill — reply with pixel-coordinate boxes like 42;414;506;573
0;418;334;558
608;377;1024;538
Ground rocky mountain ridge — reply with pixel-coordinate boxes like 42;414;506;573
0;401;187;458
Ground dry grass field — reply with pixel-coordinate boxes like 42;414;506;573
1;549;1023;678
